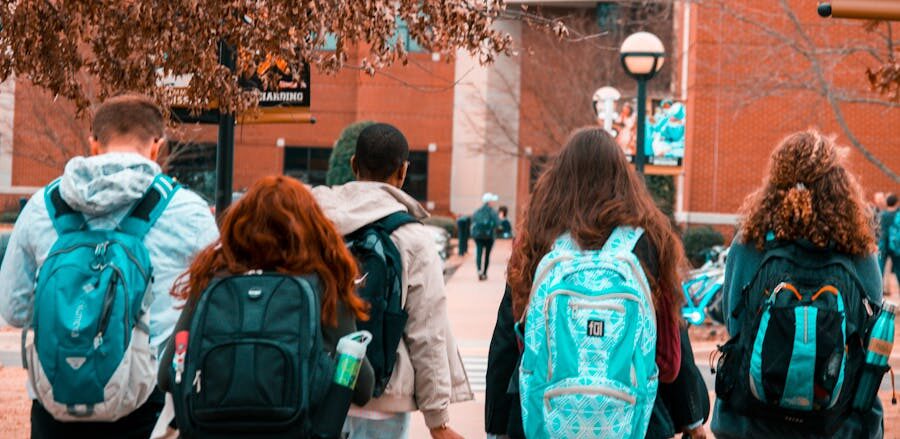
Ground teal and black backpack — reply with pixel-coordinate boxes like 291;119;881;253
471;205;497;240
714;241;874;434
345;211;418;397
519;227;658;439
23;174;178;421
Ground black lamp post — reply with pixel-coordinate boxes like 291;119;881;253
620;32;666;174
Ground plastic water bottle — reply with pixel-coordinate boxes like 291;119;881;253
853;301;896;411
312;331;372;439
333;331;373;388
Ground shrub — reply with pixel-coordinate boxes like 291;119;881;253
646;175;675;224
682;226;725;268
423;215;458;238
326;121;375;186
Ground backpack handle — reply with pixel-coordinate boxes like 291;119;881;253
118;174;180;238
44;179;86;235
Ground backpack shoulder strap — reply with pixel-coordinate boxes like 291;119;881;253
374;211;420;235
600;226;645;256
118;174;180;238
44;178;86;235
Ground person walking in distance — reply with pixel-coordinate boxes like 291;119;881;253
472;193;501;281
878;193;899;297
0;94;218;439
313;123;472;439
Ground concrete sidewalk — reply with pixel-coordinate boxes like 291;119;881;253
408;239;511;438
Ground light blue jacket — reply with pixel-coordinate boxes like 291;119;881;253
0;153;218;356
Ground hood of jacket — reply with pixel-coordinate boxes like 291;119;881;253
59;152;161;217
311;181;429;235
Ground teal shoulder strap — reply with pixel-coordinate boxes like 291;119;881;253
43;178;86;235
600;226;644;256
376;211;419;234
118;174;180;238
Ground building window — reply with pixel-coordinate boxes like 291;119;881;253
322;18;425;53
402;151;428;201
165;141;216;204
284;146;332;186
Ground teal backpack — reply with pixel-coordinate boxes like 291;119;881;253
519;227;658;439
889;213;900;258
22;174;178;421
471;205;497;240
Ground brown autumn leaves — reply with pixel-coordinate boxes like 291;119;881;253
0;1;514;116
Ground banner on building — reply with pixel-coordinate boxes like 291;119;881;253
163;55;313;125
597;95;685;176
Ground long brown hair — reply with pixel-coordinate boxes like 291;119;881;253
508;127;686;321
172;175;368;326
740;129;875;255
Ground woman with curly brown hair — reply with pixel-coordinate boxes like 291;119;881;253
711;130;884;439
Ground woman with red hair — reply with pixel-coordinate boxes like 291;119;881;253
157;176;374;432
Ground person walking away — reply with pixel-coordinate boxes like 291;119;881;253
497;206;513;239
312;123;472;439
472;193;501;281
0;94;218;439
879;193;899;297
711;130;884;438
158;176;374;438
507;127;686;438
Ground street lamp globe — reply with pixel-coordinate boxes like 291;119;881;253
619;32;666;79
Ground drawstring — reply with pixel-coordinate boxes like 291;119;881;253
709;347;721;374
891;367;897;405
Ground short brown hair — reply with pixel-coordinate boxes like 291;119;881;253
91;94;164;146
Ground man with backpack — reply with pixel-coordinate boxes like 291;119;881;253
0;94;218;438
878;193;898;296
472;193;500;281
313;123;472;439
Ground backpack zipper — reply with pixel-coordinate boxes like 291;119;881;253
543;385;636;411
193;370;202;393
95;267;122;348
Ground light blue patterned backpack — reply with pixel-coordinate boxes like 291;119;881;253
520;226;658;439
22;174;178;421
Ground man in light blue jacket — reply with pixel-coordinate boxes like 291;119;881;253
0;94;218;438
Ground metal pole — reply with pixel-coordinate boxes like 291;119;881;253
215;41;236;218
634;77;648;174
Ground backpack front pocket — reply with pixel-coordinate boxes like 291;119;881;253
542;376;637;438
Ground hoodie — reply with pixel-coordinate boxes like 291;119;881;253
312;181;473;429
0;153;219;359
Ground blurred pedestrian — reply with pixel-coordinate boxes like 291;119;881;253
879;193;898;296
472;193;500;281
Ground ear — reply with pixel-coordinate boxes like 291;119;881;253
395;161;409;187
149;138;164;162
89;136;104;156
350;155;359;178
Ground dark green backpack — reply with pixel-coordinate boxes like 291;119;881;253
714;242;874;434
345;211;418;397
172;273;333;439
471;205;497;240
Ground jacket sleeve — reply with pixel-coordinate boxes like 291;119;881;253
400;225;453;429
485;285;518;434
722;237;747;337
0;195;44;328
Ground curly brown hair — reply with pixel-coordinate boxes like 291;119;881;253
740;129;875;256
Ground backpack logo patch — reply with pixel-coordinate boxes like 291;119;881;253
65;357;87;370
587;320;605;337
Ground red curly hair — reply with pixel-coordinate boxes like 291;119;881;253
172;176;368;326
740;129;876;256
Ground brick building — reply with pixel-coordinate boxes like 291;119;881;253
1;0;897;230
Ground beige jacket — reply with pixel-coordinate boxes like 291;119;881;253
312;182;473;429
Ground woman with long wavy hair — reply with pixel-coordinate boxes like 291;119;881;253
157;176;374;422
507;127;690;438
711;130;883;438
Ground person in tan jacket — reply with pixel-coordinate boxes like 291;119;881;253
312;123;473;439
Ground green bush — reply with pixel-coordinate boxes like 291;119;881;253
423;215;458;238
326;121;376;186
682;226;725;268
0;210;18;224
645;175;675;223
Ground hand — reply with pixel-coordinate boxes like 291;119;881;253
683;425;708;439
430;425;464;439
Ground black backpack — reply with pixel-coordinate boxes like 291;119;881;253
172;273;334;439
714;242;875;434
345;211;418;397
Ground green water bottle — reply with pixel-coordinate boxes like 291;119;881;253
333;330;372;388
853;301;896;411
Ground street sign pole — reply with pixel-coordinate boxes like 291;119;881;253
215;41;236;219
